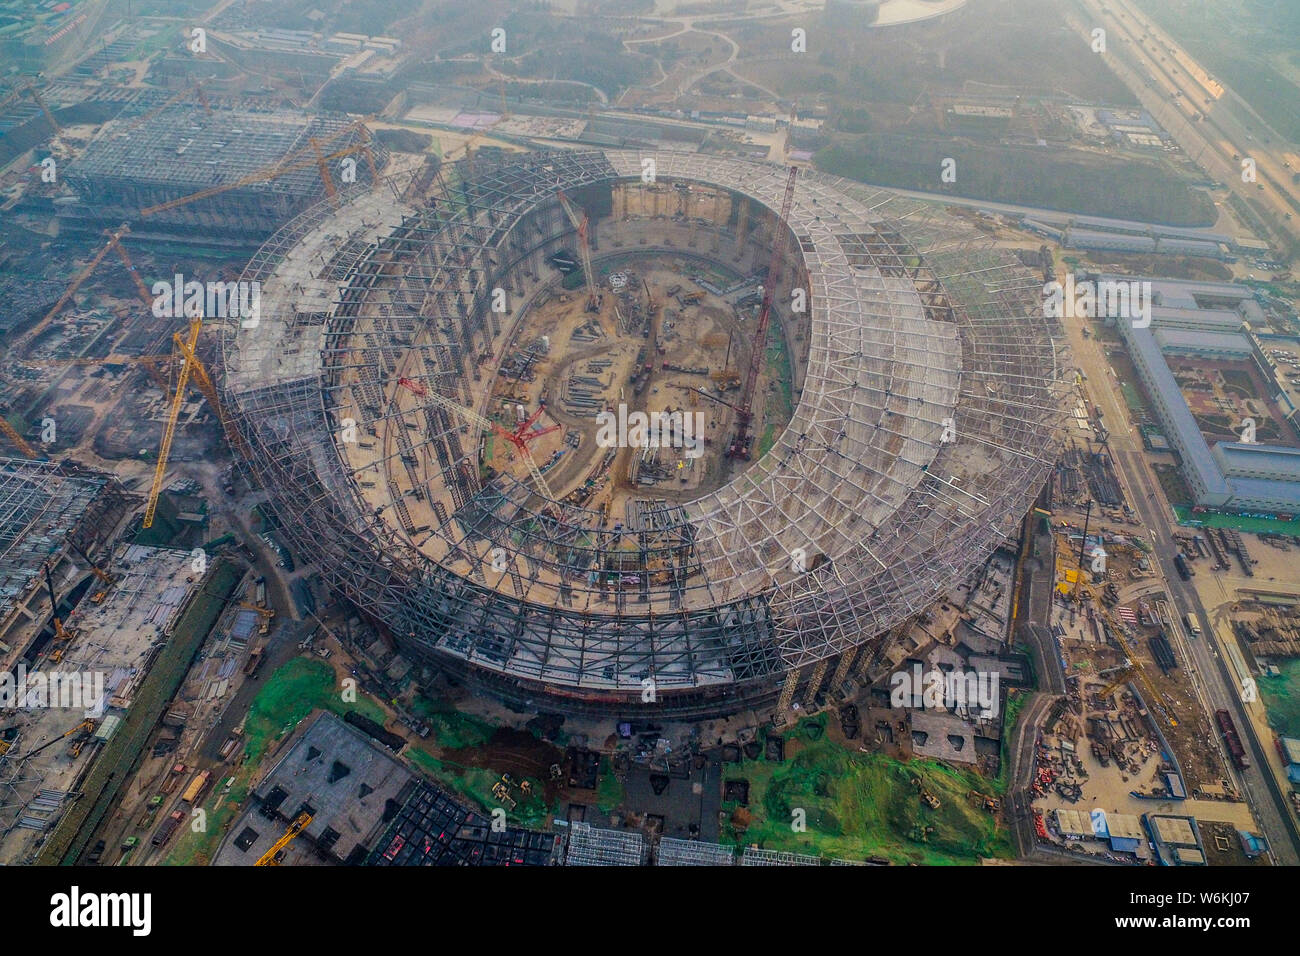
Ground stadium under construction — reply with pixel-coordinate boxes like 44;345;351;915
220;147;1069;719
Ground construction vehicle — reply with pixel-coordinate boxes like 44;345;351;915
255;811;313;866
19;719;95;760
67;539;114;603
243;646;265;678
910;775;941;809
67;728;96;759
642;277;657;314
967;790;1001;812
491;781;517;810
397;376;560;501
43;562;74;655
237;602;275;634
556;190;599;312
730;167;797;460
152;809;185;847
181;769;211;804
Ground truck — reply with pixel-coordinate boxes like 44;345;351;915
1173;552;1191;581
1215;709;1250;770
181;769;211;805
243;646;265;678
152;809;185;847
160;762;187;794
1183;612;1201;638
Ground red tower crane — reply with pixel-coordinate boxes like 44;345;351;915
396;378;561;500
556;190;599;312
730;166;797;460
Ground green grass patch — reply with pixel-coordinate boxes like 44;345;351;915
405;746;558;829
757;321;794;459
595;757;625;813
1174;506;1300;534
411;697;497;750
718;718;1011;865
242;657;388;765
817;138;1217;227
1259;658;1300;740
163;778;252;866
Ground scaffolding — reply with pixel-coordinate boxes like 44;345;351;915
0;459;110;623
656;836;736;866
219;148;1069;718
740;846;822;866
564;822;645;866
64;105;389;241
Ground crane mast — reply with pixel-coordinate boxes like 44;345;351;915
731;167;797;460
142;319;202;529
556;191;598;312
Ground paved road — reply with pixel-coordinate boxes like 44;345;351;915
1073;0;1299;247
1065;313;1300;864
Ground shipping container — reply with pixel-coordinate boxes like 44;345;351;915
181;769;211;804
1215;709;1250;770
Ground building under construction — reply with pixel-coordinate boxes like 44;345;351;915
0;457;126;663
220;148;1069;719
62;105;389;244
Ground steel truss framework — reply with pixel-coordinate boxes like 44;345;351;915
221;149;1068;715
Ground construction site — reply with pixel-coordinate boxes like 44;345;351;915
0;537;212;865
60;104;388;244
221;146;1069;720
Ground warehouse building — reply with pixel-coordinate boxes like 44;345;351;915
1113;276;1300;513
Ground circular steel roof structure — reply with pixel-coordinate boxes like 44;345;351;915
221;148;1067;713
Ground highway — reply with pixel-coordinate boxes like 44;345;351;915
1062;308;1300;864
1072;0;1300;250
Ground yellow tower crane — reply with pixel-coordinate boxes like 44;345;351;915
142;319;202;529
10;223;137;359
255;811;313;866
141;315;253;528
0;79;61;135
0;417;41;459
